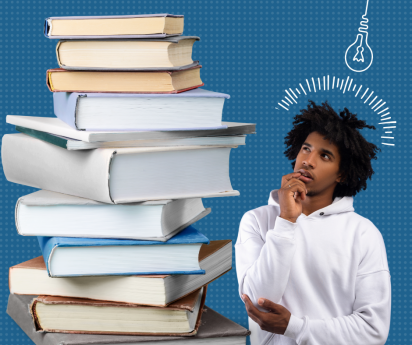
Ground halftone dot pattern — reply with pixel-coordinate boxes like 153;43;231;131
0;0;410;344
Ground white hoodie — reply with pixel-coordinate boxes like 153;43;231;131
235;190;391;345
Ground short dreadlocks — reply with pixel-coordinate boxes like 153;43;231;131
284;100;380;198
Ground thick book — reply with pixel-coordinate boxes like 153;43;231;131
7;115;256;142
16;126;247;150
57;36;200;71
38;225;209;277
9;240;232;306
45;14;184;39
16;190;211;241
30;287;206;335
8;294;250;344
53;89;229;131
2;133;238;204
46;66;203;94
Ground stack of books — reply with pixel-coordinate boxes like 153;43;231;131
2;14;252;345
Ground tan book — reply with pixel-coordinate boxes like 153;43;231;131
56;37;199;70
30;287;206;336
46;66;203;93
45;14;184;38
9;240;232;306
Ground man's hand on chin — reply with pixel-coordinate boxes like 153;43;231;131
242;294;291;335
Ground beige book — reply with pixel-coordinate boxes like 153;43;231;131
46;66;203;93
56;37;198;69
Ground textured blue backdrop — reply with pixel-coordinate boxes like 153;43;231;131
0;0;410;344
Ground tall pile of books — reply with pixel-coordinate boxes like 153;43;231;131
2;14;253;345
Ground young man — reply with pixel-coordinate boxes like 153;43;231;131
236;101;391;345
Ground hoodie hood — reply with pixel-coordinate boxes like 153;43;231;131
268;189;354;217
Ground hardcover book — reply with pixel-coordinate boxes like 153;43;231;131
8;294;250;344
9;240;232;306
44;14;184;39
30;287;206;336
2;133;238;204
38;225;209;277
52;89;229;131
15;126;247;150
7;115;256;142
46;66;203;94
16;190;211;241
56;36;200;70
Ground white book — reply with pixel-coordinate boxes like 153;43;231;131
2;133;238;204
7;115;256;142
16;190;211;241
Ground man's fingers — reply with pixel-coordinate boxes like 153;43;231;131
258;298;282;313
242;294;263;319
281;172;302;187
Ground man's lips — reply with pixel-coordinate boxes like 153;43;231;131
296;169;314;183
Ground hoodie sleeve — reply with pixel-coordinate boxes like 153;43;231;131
235;208;297;306
284;222;391;345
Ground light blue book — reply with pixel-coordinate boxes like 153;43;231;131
53;88;230;131
38;225;209;278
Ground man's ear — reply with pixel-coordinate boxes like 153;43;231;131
336;173;345;184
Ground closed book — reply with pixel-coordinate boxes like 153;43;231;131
45;14;184;39
16;190;211;241
52;89;229;131
30;287;206;336
57;36;200;71
8;294;250;344
2;133;238;204
9;240;232;306
38;225;209;277
46;66;203;94
16;126;247;150
7;115;256;142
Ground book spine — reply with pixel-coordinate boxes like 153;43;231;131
53;92;79;129
15;126;68;149
1;134;114;203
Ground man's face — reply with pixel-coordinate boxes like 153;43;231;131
294;131;342;197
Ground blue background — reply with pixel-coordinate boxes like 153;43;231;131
0;0;410;344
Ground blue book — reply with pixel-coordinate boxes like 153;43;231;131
53;88;230;131
38;225;209;278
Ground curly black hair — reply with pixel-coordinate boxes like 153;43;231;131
284;100;381;198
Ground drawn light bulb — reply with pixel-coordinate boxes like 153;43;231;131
345;0;373;72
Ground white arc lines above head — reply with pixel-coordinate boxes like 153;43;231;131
274;75;395;147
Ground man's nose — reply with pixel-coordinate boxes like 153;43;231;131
302;152;316;169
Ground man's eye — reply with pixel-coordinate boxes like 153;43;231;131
322;154;330;160
303;147;310;152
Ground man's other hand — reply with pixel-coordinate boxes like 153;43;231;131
242;294;291;335
278;172;307;223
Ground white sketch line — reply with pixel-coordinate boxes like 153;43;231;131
323;76;325;91
285;91;297;104
364;91;374;103
285;96;293;105
355;85;362;97
347;79;353;92
380;117;391;121
275;107;279;110
306;79;311;92
340;79;344;90
343;76;350;93
385;131;392;133
296;88;301;95
378;121;396;125
318;77;321;91
337;78;340;88
282;100;289;106
382;143;395;146
371;99;382;109
380;112;390;117
369;95;377;106
361;88;369;99
374;102;386;112
353;84;357;91
312;77;316;92
300;83;307;95
381;136;394;139
378;107;389;115
327;75;329;90
278;103;289;111
383;126;396;129
332;76;335;89
289;88;298;99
